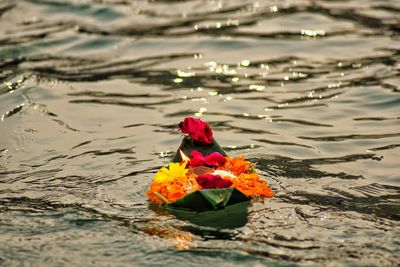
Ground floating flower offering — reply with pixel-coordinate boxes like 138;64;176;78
147;117;274;211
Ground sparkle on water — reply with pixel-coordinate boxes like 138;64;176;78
0;0;399;266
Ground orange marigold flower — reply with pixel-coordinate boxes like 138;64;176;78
231;173;274;198
147;163;199;204
219;155;253;176
147;182;164;205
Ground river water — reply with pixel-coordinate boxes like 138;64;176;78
0;0;399;266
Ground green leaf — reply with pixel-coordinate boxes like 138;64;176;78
199;188;233;208
169;188;249;211
164;200;250;229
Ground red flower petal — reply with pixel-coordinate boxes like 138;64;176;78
179;117;213;145
215;178;233;188
196;174;232;189
204;152;227;167
190;150;206;167
190;150;227;167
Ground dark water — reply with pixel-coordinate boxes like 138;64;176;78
1;0;399;266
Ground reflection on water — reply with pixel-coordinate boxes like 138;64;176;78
0;0;399;266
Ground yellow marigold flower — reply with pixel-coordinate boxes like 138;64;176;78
153;162;188;183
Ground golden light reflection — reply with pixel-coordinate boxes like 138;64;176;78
205;61;237;75
142;225;193;250
175;232;193;250
177;69;195;77
301;29;325;37
195;107;207;116
257;114;272;120
270;6;278;12
216;65;236;75
173;78;183;83
159;151;171;158
204;61;217;67
179;149;190;163
249;84;265;91
328;82;341;88
240;60;250;67
277;103;289;108
226;19;239;26
190;97;207;104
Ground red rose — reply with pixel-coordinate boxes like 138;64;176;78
179;117;213;145
190;150;226;167
196;174;233;189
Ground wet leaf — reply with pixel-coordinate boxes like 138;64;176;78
169;188;249;210
165;200;250;229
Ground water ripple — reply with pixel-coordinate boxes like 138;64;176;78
1;0;399;265
299;132;400;142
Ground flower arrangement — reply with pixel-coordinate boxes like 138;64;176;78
147;117;274;209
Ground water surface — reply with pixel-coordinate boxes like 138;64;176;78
0;0;399;266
